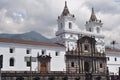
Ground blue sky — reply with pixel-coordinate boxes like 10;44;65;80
0;0;120;45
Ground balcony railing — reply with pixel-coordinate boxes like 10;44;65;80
66;51;105;58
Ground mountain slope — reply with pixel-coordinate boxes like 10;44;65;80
0;31;54;42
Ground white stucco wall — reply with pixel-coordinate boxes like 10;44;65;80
0;42;66;71
106;52;120;75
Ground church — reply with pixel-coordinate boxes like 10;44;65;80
0;1;108;80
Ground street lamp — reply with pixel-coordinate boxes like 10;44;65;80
24;56;37;80
0;55;3;80
110;40;116;49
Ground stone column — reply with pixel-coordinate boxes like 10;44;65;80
82;59;84;73
38;62;40;72
92;60;94;72
48;62;50;72
80;59;82;73
96;60;98;73
94;60;96;73
93;59;97;73
80;59;83;73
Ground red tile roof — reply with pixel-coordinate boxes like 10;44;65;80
0;38;65;48
105;48;120;53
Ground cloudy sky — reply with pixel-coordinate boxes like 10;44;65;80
0;0;120;45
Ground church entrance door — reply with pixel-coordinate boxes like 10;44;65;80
84;62;89;72
40;63;47;72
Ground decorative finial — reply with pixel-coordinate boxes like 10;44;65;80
92;7;94;14
65;1;67;8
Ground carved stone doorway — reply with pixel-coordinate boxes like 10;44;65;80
37;55;51;72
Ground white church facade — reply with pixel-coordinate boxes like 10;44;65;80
0;2;119;78
0;1;105;72
0;38;66;71
56;2;104;53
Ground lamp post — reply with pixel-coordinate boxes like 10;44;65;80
110;40;116;49
25;56;37;80
106;67;110;80
30;56;32;80
77;34;82;74
0;55;3;80
0;68;1;80
119;67;120;80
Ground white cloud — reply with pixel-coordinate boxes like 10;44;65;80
0;0;119;44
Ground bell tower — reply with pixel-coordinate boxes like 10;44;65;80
56;1;79;50
85;8;103;34
85;8;105;53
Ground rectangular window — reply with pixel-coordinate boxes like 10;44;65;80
26;61;31;67
100;63;102;68
42;50;46;55
115;58;117;61
71;62;74;67
42;50;44;55
26;49;31;54
69;22;72;29
84;45;89;51
10;48;14;53
107;57;110;61
55;52;59;56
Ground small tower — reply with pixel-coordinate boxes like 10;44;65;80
85;8;105;53
56;1;79;50
85;8;103;34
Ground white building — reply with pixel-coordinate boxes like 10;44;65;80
0;1;107;72
106;48;120;75
0;38;66;71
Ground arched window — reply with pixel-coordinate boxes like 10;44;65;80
71;62;74;67
10;58;15;66
69;22;72;29
84;44;89;51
